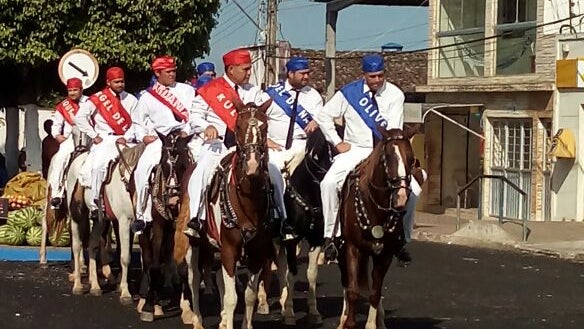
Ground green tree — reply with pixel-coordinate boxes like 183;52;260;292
0;0;220;105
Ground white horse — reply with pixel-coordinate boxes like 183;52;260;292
66;146;135;303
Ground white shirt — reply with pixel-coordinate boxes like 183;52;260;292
74;89;139;141
133;82;196;141
191;75;270;138
266;80;323;145
315;80;404;148
51;95;88;138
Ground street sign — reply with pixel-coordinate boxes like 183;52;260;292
58;49;99;89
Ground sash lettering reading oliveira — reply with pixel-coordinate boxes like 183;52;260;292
55;98;80;125
147;82;189;122
340;79;388;141
88;89;132;135
265;82;312;129
197;77;241;132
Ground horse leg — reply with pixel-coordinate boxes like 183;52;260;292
337;289;348;329
70;220;84;295
40;202;50;268
187;246;205;329
256;259;272;315
367;256;391;329
279;242;295;325
376;297;387;329
243;271;261;329
342;244;360;329
118;215;133;305
306;246;323;324
88;217;106;296
100;220;114;283
219;264;238;329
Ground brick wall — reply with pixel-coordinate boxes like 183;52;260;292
291;48;427;94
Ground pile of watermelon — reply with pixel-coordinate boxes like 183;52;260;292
0;207;70;247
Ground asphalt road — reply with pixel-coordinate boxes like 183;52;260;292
1;241;583;329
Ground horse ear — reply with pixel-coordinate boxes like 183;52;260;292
155;130;166;141
403;123;421;140
233;100;246;113
378;126;390;139
258;99;272;113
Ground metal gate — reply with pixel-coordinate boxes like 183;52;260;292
490;119;532;220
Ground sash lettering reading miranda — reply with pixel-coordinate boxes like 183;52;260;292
147;82;189;122
89;89;132;135
340;79;388;141
55;99;80;125
266;82;312;129
197;77;241;132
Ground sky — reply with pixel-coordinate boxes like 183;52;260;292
196;0;429;72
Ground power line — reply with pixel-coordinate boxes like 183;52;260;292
232;0;263;32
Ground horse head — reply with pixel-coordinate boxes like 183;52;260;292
304;128;334;181
156;130;195;182
370;128;416;212
234;101;270;178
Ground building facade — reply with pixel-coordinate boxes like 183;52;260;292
417;0;584;221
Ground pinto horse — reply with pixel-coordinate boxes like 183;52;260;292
337;128;415;329
137;130;194;322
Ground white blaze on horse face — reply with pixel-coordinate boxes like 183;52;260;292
244;120;263;176
393;144;408;208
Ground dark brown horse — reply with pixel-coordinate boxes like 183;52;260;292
337;128;415;329
137;130;195;322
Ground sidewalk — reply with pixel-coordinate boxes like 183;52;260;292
412;209;584;261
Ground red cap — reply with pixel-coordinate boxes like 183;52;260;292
223;48;251;66
106;67;125;81
66;78;83;90
151;55;177;71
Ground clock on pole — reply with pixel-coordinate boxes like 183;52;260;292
58;49;99;89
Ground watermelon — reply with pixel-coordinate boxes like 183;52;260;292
0;225;26;246
49;227;70;247
26;226;43;246
7;207;43;230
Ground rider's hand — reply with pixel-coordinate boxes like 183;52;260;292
267;138;283;151
304;120;319;134
204;125;218;140
55;135;67;144
93;135;103;145
116;138;126;145
143;135;157;145
335;142;351;154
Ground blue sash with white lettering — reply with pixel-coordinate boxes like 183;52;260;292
266;82;313;129
340;79;388;141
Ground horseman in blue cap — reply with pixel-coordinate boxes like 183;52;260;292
314;54;417;263
265;56;323;240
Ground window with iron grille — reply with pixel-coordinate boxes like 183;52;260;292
491;119;532;170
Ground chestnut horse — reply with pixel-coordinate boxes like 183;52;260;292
337;128;415;329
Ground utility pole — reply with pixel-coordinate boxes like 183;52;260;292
264;0;278;86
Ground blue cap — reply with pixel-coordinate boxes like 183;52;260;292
195;75;213;89
286;57;309;72
197;62;215;75
362;54;385;73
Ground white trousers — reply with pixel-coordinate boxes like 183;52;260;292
322;147;373;238
134;138;200;223
188;139;288;222
268;139;306;174
88;135;125;211
47;137;75;198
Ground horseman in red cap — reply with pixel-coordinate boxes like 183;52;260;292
74;67;138;219
131;55;201;234
183;48;287;238
48;77;88;209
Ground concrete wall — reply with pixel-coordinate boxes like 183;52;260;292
553;91;584;221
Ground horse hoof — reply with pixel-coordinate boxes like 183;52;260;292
39;262;48;269
307;313;323;325
140;311;155;322
136;298;146;313
120;296;133;305
256;303;270;315
72;287;84;295
283;316;296;326
154;305;164;316
181;310;194;324
90;288;102;296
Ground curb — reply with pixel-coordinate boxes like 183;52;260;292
412;230;584;262
0;245;71;262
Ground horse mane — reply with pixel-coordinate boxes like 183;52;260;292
358;129;407;184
